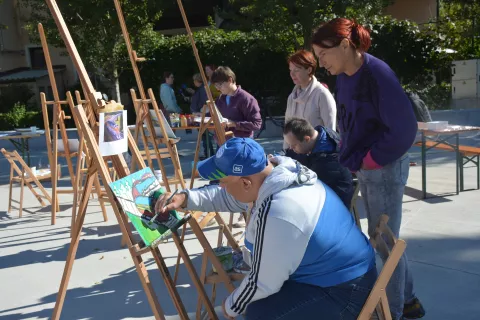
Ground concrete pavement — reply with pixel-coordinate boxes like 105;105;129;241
0;122;479;319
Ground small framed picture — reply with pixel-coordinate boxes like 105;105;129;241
99;110;128;156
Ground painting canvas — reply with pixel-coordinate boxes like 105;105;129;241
149;109;177;139
99;110;128;156
109;167;188;247
194;102;228;124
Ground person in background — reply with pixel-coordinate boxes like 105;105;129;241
211;66;262;227
284;50;337;151
312;18;425;320
155;138;377;320
160;71;182;124
282;117;353;208
205;64;221;100
211;66;262;139
190;73;215;159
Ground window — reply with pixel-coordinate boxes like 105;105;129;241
46;86;53;100
29;47;46;69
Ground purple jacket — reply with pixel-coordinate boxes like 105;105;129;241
216;86;262;138
335;53;417;172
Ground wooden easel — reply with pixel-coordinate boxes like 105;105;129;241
38;23;108;229
46;1;240;319
113;0;239;278
113;0;185;191
169;1;251;318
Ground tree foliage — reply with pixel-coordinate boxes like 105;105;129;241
120;27;293;114
218;0;393;50
367;16;449;87
21;0;164;101
427;0;480;59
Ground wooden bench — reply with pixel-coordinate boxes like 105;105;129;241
414;141;480;190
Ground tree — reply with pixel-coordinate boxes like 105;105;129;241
431;0;480;59
218;0;394;50
21;0;164;102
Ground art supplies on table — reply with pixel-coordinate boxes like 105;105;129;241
109;167;191;247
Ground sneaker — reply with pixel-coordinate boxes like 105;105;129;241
233;220;246;228
403;297;426;319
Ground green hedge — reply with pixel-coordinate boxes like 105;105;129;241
119;20;449;115
0;18;448;129
120;28;294;115
0;103;44;130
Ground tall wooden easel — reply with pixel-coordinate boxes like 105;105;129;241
38;23;108;229
113;0;239;284
171;1;251;318
46;1;241;319
113;0;185;190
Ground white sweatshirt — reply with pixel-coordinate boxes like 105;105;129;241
283;76;337;150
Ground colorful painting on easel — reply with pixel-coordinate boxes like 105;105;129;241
109;167;187;247
99;110;128;156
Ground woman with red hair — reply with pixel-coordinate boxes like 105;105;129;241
312;18;425;320
283;49;336;151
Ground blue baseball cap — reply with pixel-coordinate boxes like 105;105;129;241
197;138;268;180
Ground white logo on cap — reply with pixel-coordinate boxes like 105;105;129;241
232;164;243;174
216;145;225;158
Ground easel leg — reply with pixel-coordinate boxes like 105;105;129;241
51;98;59;225
214;214;241;251
52;172;95;320
173;222;187;284
93;174;108;222
172;231;219;320
71;149;84;234
196;252;209;319
151;247;189;320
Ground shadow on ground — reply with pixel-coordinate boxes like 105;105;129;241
0;244;227;320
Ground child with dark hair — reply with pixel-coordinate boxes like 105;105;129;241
210;66;262;139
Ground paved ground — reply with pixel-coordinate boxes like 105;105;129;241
0;122;479;319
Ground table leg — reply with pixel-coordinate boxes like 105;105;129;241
477;155;480;190
7;138;30;166
25;138;31;167
456;133;460;194
422;132;427;199
205;130;210;158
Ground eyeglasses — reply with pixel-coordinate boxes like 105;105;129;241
214;82;224;89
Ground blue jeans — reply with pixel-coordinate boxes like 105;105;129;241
201;130;215;157
356;153;415;320
245;267;377;320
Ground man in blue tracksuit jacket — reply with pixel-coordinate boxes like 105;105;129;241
155;138;377;319
283;117;353;208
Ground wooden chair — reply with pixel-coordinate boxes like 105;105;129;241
2;148;53;217
41;92;80;189
357;214;407;320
